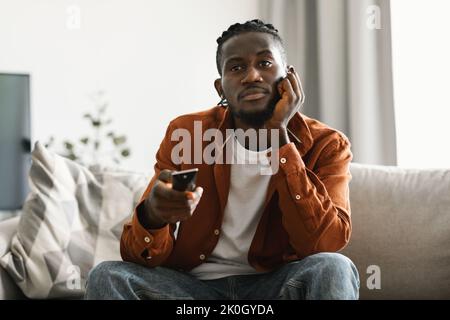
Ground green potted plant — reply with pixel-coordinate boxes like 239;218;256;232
46;91;131;167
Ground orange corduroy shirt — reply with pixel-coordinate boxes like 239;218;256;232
120;105;353;273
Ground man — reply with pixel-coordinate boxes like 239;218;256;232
85;19;359;300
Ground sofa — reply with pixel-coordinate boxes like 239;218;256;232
1;144;449;299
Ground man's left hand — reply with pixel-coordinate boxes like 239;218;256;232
266;65;305;130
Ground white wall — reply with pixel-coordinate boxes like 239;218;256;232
0;0;260;172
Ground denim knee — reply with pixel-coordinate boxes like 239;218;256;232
309;252;354;268
282;252;360;300
86;261;125;288
305;253;359;281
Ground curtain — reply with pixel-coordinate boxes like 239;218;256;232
260;0;397;165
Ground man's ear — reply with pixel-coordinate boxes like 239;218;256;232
214;78;223;98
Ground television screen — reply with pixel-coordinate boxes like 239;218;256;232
0;73;31;210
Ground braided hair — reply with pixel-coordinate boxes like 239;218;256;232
216;19;286;75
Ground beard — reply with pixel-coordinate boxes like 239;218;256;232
228;93;280;127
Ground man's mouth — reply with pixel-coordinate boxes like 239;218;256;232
239;87;269;102
241;92;268;101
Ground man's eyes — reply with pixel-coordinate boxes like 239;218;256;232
260;60;272;67
229;61;273;72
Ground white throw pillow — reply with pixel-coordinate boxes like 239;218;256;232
0;141;149;299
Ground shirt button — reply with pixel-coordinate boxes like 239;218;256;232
144;236;152;244
199;254;206;260
295;194;301;200
214;229;220;235
280;157;287;164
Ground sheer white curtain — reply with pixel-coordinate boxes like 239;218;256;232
261;0;397;165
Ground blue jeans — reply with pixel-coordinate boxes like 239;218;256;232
84;252;359;300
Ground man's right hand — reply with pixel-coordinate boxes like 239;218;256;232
141;169;203;229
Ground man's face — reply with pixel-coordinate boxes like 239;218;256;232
216;32;287;127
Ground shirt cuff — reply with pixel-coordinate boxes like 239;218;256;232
131;199;169;250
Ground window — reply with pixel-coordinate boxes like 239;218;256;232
391;0;450;168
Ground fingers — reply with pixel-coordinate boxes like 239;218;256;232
153;180;189;201
290;67;305;104
158;169;173;183
154;201;191;211
186;186;204;201
280;66;305;106
277;74;294;102
164;209;193;223
286;66;301;102
159;196;201;223
154;195;200;211
152;184;204;224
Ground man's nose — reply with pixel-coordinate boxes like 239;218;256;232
241;67;263;84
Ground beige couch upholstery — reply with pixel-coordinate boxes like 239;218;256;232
342;163;450;299
1;163;449;299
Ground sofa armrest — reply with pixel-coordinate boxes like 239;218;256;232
0;217;26;299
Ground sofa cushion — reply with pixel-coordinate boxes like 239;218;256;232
342;163;450;299
0;142;149;299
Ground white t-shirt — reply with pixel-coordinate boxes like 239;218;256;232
190;134;272;280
